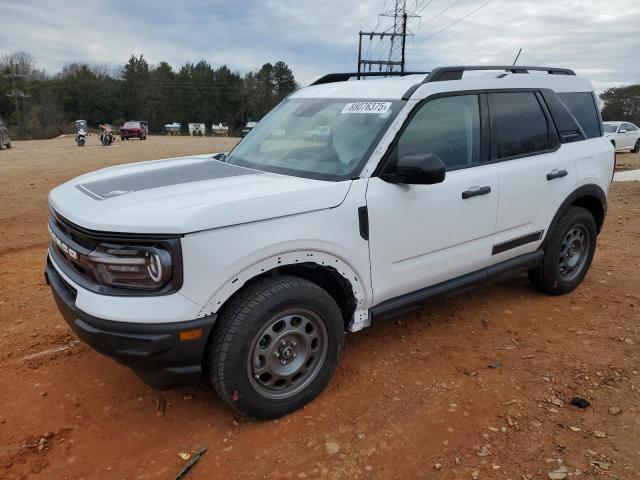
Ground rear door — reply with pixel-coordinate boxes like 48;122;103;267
491;91;577;260
366;93;499;304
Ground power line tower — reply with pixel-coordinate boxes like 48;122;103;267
357;0;417;76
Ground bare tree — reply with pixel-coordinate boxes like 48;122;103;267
1;51;36;78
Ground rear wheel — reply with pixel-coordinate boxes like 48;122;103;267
529;206;596;295
632;138;640;153
207;276;344;419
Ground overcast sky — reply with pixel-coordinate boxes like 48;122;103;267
1;0;638;92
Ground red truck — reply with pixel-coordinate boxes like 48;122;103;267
120;121;148;140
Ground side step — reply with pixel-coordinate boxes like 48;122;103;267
369;251;544;323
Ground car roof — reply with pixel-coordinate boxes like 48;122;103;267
292;70;594;100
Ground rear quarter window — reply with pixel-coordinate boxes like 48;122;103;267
488;91;551;158
557;92;602;139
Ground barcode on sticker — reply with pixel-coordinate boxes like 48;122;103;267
342;102;391;114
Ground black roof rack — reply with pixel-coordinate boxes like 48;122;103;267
311;71;430;86
423;65;576;82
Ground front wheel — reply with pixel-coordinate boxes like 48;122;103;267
207;276;344;419
529;206;596;295
632;138;640;153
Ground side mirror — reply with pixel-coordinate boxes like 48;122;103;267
618;129;627;134
381;153;446;185
212;152;227;162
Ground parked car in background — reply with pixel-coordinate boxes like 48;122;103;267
241;121;257;137
0;119;12;150
603;121;640;152
120;121;147;140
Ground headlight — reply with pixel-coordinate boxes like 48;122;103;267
87;243;173;290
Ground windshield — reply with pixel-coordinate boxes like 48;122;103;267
603;124;618;133
123;122;140;128
226;98;404;181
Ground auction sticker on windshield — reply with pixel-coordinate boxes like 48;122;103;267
342;102;391;114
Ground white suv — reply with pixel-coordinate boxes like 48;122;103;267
45;66;614;418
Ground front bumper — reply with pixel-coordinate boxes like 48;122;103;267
45;256;216;389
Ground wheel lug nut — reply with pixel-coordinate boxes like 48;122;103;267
281;340;286;346
274;351;280;358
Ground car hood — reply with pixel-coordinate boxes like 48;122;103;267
49;154;352;234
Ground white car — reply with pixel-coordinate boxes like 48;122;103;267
45;66;614;419
603;121;640;152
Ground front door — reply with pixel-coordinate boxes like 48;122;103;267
366;94;499;305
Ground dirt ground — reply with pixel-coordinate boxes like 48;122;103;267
0;137;638;480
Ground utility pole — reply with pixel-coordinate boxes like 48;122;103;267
5;73;26;113
357;0;417;75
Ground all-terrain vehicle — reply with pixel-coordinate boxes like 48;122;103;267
45;66;614;419
74;120;87;147
99;124;115;146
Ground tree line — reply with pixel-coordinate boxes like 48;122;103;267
0;52;297;139
600;84;640;126
2;51;639;140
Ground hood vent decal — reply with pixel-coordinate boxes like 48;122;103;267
76;160;259;200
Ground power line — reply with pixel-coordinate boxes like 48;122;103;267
423;0;495;40
419;0;465;28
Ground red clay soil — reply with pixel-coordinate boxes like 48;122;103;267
0;138;638;479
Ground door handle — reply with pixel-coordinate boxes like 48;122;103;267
547;169;568;181
461;186;491;199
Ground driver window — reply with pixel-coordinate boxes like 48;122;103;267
397;95;481;170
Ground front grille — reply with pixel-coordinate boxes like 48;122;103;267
48;213;99;287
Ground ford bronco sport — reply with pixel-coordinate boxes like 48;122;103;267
45;66;614;419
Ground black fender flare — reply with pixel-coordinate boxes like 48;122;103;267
541;184;607;247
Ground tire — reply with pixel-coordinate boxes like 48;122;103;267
207;275;344;419
5;139;11;149
528;206;597;295
632;138;640;153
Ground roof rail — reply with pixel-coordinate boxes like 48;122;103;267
423;65;576;83
311;71;431;86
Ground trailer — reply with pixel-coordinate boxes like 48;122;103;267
188;123;206;136
211;122;229;136
164;122;181;136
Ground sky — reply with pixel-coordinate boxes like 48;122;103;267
1;0;639;92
